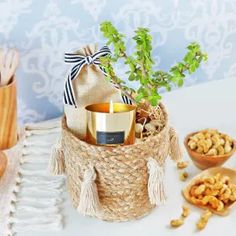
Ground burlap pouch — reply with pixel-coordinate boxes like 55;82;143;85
64;44;121;139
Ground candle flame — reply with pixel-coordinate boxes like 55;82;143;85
109;99;114;113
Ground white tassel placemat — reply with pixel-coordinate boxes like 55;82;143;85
0;118;64;236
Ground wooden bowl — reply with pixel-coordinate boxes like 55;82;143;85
0;151;7;178
184;132;236;170
183;167;236;216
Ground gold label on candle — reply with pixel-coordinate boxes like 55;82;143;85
97;131;125;145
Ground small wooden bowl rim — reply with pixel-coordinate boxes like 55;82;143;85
184;131;236;159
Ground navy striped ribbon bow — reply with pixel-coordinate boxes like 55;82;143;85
63;46;111;107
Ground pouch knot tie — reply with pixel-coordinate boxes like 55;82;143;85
85;55;93;65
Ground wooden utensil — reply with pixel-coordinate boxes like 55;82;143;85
0;48;19;86
183;167;236;216
0;151;7;178
184;132;236;170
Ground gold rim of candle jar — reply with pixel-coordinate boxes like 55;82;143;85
85;103;136;113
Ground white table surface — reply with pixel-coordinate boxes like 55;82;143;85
20;77;236;236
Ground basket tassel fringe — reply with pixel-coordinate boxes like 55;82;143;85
77;165;100;216
169;127;182;162
49;138;65;175
147;158;166;205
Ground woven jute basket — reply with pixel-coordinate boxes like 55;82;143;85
49;103;182;222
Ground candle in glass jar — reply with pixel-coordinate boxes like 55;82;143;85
85;102;136;146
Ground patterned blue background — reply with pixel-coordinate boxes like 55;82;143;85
0;0;236;123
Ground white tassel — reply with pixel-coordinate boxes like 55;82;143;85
147;158;166;205
169;127;182;162
77;166;100;216
48;139;65;175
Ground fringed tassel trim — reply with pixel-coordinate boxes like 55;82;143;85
48;138;65;175
77;165;100;216
169;127;182;162
147;158;166;205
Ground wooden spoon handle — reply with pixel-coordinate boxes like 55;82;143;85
4;49;16;84
10;49;19;76
5;49;14;68
0;49;9;86
0;48;4;67
0;49;19;86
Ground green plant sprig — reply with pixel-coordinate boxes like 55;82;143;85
100;21;207;106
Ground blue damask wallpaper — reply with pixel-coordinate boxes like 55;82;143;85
0;0;236;123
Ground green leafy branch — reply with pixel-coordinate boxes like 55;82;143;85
100;21;208;106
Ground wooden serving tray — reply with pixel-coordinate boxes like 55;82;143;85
183;167;236;216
